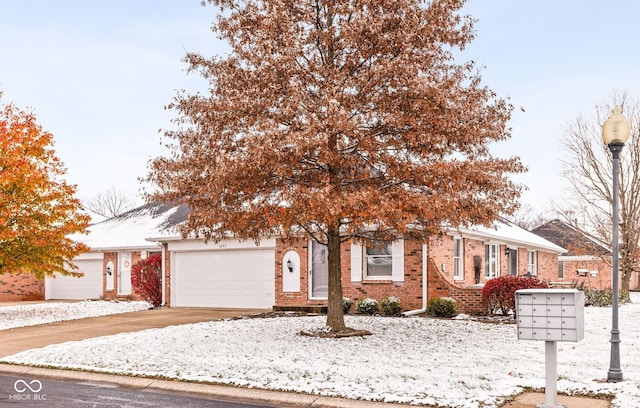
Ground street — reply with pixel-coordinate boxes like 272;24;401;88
0;374;280;408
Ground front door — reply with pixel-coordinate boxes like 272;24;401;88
309;241;328;299
118;253;132;296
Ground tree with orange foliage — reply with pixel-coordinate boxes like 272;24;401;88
146;0;525;333
0;93;90;278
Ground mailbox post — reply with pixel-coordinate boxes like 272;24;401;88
515;289;585;408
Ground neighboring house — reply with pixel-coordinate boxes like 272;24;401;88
45;203;189;301
55;203;565;315
531;219;639;290
0;273;44;302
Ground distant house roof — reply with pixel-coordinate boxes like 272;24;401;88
452;218;566;254
531;219;610;256
74;202;189;251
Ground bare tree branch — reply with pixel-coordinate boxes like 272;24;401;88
84;187;136;219
557;92;640;296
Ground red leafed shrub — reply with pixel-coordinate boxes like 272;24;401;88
482;275;548;316
131;254;162;306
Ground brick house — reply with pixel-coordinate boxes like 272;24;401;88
41;203;187;301
57;203;564;315
274;218;565;315
531;219;639;290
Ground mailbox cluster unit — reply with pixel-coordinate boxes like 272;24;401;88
516;289;585;343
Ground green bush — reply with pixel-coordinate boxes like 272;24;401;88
356;297;378;314
380;296;402;315
342;297;353;314
427;297;457;318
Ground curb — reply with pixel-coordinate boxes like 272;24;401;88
0;364;408;408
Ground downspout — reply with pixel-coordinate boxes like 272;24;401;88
402;242;429;316
160;242;167;307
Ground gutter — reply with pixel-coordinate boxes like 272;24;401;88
402;243;428;316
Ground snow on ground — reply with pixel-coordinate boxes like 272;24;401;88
0;300;152;330
2;296;640;408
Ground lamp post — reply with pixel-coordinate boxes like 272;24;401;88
601;106;631;383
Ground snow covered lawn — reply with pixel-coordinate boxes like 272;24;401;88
2;298;640;408
0;300;152;330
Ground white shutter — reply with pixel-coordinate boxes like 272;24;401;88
350;242;362;282
392;239;404;282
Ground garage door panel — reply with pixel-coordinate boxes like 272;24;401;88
174;249;275;308
45;259;103;300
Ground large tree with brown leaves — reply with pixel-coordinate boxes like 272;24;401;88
146;0;524;332
0;93;90;278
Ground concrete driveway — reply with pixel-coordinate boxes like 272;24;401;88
0;306;267;358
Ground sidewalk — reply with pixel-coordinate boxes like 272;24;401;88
0;306;612;408
502;392;610;408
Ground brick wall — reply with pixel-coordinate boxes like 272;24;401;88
429;235;485;286
428;235;562;288
103;252;118;300
425;257;485;315
0;273;44;301
274;238;426;312
275;238;314;306
102;251;142;300
344;240;424;311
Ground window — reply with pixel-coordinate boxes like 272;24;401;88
507;248;518;276
558;261;564;279
350;240;404;282
365;241;392;278
484;243;500;278
527;250;537;276
453;237;463;280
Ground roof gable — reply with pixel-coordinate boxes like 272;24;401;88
531;219;610;256
76;202;189;250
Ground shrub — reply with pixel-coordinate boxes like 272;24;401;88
482;275;548;316
427;297;457;318
356;297;378;314
342;297;352;314
577;282;630;307
380;296;402;315
131;254;162;306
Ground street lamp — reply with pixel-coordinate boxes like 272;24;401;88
601;105;631;383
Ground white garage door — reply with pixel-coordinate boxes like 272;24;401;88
45;258;103;300
173;249;275;308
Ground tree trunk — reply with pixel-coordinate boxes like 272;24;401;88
325;225;347;332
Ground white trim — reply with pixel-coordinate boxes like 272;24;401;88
453;237;463;280
392;239;404;282
72;252;104;261
559;255;605;262
350;242;362;282
167;238;276;252
527;250;538;276
484;243;500;278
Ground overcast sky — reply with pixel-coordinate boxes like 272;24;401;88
2;0;640;218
